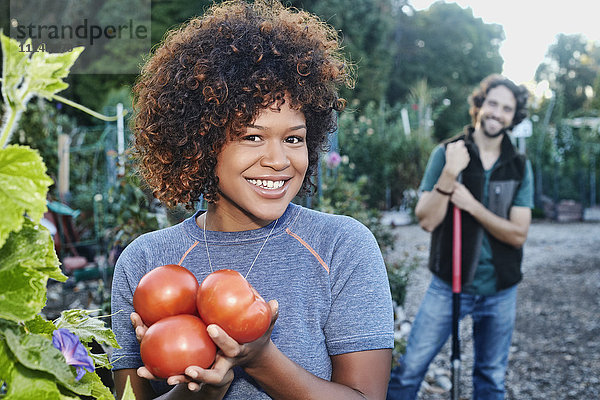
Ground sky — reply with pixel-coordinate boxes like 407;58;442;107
409;0;600;85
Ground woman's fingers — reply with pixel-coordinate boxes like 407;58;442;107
185;362;235;387
268;299;279;325
130;312;148;343
137;366;157;380
138;365;190;385
206;324;242;358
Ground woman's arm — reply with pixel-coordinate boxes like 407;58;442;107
243;343;391;400
184;301;392;400
331;349;392;399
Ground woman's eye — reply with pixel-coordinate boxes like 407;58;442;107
242;135;261;142
286;136;304;144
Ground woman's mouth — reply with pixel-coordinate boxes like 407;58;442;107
247;179;285;189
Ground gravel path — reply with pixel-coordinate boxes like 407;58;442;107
389;220;600;400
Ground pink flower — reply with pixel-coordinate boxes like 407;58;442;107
326;151;342;169
52;328;95;381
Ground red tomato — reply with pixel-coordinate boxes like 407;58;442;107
197;269;271;343
140;314;216;378
133;264;199;326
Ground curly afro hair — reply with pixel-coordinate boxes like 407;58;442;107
131;0;354;208
468;74;529;128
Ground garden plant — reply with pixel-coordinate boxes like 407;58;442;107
0;33;134;399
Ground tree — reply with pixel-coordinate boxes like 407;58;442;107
337;96;437;210
387;2;504;139
584;42;600;114
58;0;214;123
536;33;600;117
289;0;399;105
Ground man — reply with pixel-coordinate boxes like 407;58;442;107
388;74;533;399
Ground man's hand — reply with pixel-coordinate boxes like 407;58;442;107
443;140;470;178
451;183;531;248
450;182;479;214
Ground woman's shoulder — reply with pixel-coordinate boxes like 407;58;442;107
291;204;374;240
117;217;192;262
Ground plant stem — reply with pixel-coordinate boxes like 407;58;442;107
52;94;128;121
0;105;19;148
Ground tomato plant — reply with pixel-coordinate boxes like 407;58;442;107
197;269;271;343
140;314;216;378
133;264;199;326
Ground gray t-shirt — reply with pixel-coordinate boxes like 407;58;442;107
110;203;394;398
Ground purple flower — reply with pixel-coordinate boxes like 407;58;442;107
52;328;95;381
326;151;342;169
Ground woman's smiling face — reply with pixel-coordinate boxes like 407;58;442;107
211;99;308;231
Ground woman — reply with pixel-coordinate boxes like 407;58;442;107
110;1;394;398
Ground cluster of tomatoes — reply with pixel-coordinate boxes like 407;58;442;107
133;265;272;378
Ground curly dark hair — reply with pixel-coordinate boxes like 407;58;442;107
131;0;354;208
468;74;529;128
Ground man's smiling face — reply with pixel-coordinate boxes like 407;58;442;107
477;85;517;138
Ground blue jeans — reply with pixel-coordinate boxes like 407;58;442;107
388;275;517;400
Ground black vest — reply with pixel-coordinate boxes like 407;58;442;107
428;127;527;291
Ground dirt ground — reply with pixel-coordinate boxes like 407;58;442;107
389;219;600;400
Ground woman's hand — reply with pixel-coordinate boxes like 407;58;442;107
130;312;203;390
184;299;279;384
130;312;148;343
129;299;278;393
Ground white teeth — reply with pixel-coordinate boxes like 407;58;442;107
248;179;284;189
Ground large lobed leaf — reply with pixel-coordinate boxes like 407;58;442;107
55;309;121;349
3;328;82;391
0;329;77;399
1;32;84;108
0;34;30;109
27;48;85;100
0;321;115;399
0;218;65;322
0;145;54;248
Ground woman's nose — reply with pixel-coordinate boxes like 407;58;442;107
260;142;290;170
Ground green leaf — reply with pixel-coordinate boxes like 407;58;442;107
3;363;65;400
0;145;54;248
27;47;85;100
89;350;111;369
0;32;84;107
0;33;30;109
0;219;65;322
54;309;120;349
3;328;78;388
0;330;75;400
79;369;115;400
121;375;137;400
24;314;57;335
2;326;102;397
0;334;17;383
